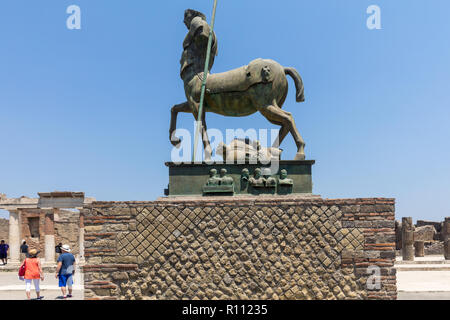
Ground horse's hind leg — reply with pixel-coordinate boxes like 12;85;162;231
170;101;191;148
259;104;306;160
263;118;288;149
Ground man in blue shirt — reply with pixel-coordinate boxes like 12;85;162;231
0;240;9;265
55;244;76;299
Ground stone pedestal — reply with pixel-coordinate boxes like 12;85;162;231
414;241;424;257
402;217;414;261
8;210;20;262
83;197;397;300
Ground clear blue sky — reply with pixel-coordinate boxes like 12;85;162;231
1;0;449;222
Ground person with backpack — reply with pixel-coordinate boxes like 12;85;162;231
55;244;76;299
20;240;29;261
21;248;44;300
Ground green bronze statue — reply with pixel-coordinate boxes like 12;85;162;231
278;169;294;186
170;9;307;161
263;168;277;187
249;168;266;187
206;168;221;186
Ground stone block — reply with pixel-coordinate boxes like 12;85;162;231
85;225;104;233
112;272;129;280
414;225;436;242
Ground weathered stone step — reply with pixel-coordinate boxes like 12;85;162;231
396;260;449;265
395;255;448;265
395;264;450;271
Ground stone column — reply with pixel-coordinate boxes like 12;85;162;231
414;241;424;257
8;210;20;262
79;211;85;262
395;220;402;250
44;212;55;263
444;218;450;260
402;217;414;261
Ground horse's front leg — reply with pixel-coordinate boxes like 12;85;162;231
191;99;212;161
170;101;191;148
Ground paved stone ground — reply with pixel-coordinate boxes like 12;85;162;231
0;268;448;300
397;270;450;292
0;289;84;300
0;271;84;300
395;255;450;300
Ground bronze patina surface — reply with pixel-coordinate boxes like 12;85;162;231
170;9;307;161
165;161;315;196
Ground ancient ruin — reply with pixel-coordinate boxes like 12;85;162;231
0;192;95;263
395;217;450;258
444;218;450;260
401;217;414;261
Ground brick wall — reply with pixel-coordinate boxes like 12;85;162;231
55;210;80;255
20;210;46;254
82;197;397;300
0;218;8;243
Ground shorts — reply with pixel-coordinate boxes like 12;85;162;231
0;253;7;259
58;274;73;288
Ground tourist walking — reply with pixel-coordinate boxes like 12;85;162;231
55;244;76;299
22;249;44;300
0;240;9;265
20;240;29;261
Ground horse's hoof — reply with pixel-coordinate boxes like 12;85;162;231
294;153;305;160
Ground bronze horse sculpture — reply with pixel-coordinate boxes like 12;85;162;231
170;9;306;161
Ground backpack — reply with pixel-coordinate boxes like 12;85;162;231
18;260;26;278
64;265;74;275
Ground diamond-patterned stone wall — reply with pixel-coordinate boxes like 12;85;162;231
82;198;397;300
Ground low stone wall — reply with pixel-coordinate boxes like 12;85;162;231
82;197;397;300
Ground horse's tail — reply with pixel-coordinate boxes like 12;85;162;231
284;67;305;102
